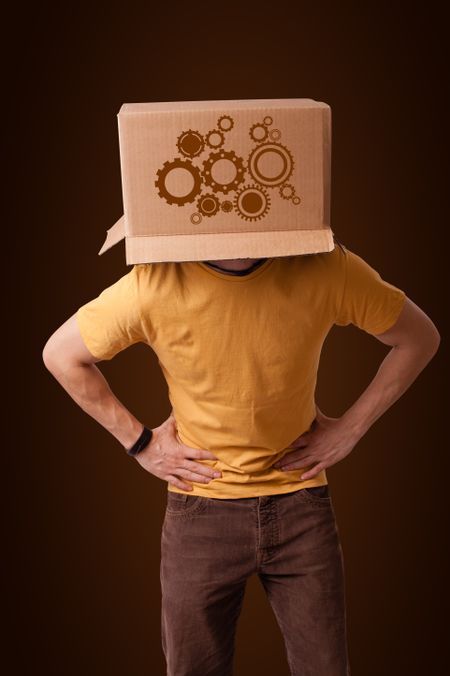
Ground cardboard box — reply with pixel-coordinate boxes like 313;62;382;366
98;98;334;263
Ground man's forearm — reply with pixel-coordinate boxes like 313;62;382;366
45;359;144;450
341;341;439;439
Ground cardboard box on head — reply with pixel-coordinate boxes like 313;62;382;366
98;98;334;264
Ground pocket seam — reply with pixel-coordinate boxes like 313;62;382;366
296;485;331;506
166;494;209;517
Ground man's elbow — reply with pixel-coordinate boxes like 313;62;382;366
426;325;441;356
42;314;101;371
406;322;441;362
42;337;60;372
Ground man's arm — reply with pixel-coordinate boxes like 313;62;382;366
338;296;440;438
276;296;440;479
42;313;144;450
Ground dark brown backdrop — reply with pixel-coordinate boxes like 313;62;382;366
9;1;448;674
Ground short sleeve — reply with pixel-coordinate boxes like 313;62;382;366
76;265;147;360
335;248;407;335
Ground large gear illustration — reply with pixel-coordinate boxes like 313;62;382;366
196;193;221;217
201;149;246;194
247;141;294;187
176;129;205;158
233;184;271;221
155;158;203;206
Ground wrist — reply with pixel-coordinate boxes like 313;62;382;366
113;419;147;450
125;425;153;456
339;409;370;440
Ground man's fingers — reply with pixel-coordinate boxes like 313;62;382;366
184;459;222;480
188;448;220;460
277;457;316;470
175;466;220;483
176;436;219;461
274;450;316;468
300;464;326;480
167;476;193;491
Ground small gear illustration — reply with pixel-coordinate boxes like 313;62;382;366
155;158;203;206
247;141;294;188
221;200;233;212
201;149;246;194
205;129;225;149
249;122;269;143
292;196;301;205
176;129;205;158
217;115;234;132
279;183;296;200
233;184;271;221
190;212;202;224
269;128;282;141
263;115;273;126
196;193;221;217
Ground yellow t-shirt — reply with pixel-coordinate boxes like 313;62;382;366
76;245;406;499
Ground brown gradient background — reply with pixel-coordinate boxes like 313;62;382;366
9;1;447;674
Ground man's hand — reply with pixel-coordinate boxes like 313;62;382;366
134;413;222;491
272;410;361;480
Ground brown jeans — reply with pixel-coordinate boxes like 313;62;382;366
160;486;351;676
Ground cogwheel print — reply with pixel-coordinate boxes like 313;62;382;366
247;141;294;187
279;183;296;200
217;115;234;132
233;184;271;221
196;193;221;217
221;200;233;212
201;149;246;194
154;113;301;220
155;158;203;206
176;129;205;158
249;122;269;143
205;129;225;149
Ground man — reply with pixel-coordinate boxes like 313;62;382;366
42;240;440;676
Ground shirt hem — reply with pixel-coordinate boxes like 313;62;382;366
167;479;329;499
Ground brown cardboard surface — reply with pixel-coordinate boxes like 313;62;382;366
98;98;334;263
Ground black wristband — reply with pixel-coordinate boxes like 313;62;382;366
126;426;153;456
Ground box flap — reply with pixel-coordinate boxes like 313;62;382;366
98;216;125;255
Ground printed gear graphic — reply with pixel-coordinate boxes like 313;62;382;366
269;128;282;141
205;129;225;149
217;115;234;132
233;184;271;221
221;200;233;212
279;183;296;200
155;158;203;206
201;149;246;194
176;129;205;158
247;141;294;187
190;212;202;224
196;193;221;217
249;122;269;144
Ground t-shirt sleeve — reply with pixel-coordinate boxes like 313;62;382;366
76;265;147;361
334;248;407;335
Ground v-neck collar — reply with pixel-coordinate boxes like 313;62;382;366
196;258;275;281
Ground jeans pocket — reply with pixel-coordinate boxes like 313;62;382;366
165;491;209;517
296;484;332;506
